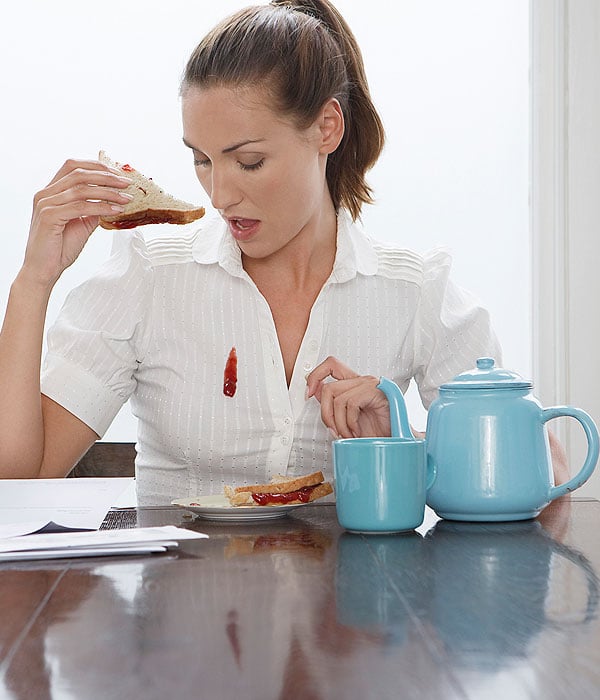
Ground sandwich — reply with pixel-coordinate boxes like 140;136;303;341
98;150;205;230
224;471;333;507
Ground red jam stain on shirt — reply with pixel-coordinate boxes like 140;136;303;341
252;485;316;506
223;346;238;397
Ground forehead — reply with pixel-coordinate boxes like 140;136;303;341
182;84;297;145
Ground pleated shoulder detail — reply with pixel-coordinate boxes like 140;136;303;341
143;228;200;267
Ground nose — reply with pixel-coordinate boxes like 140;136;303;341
208;166;241;211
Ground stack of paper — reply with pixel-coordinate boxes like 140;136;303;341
0;477;136;534
0;478;209;562
0;526;208;562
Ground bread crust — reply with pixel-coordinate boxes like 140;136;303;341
99;207;205;229
233;470;326;495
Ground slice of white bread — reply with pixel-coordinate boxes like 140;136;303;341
98;150;205;229
224;471;333;506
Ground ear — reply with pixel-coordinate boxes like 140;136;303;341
317;98;345;155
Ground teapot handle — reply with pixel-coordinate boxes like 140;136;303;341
543;407;600;501
376;377;414;440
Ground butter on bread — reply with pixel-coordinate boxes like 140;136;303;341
98;150;205;230
224;471;333;507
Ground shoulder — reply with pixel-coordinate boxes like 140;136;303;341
130;215;225;268
140;225;203;267
370;240;453;286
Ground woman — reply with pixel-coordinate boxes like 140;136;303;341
0;1;562;504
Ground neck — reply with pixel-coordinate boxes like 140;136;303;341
242;206;338;291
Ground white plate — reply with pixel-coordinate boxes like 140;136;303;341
171;495;304;522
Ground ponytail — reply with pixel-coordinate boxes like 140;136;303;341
182;0;385;220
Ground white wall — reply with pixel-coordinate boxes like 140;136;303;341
1;4;532;448
532;0;600;499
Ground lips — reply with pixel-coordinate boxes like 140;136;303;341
227;217;260;241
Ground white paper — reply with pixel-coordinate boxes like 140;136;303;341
0;525;208;562
0;545;169;562
0;478;135;534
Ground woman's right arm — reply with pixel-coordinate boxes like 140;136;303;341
0;159;133;478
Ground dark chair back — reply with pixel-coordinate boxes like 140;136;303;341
69;442;136;478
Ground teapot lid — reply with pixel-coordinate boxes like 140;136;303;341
441;357;532;390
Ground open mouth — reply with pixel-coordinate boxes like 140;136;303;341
228;217;260;240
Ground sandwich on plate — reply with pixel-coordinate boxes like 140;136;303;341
98;150;205;230
224;471;333;507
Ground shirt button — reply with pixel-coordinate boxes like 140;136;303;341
283;416;292;426
303;361;312;371
281;436;289;445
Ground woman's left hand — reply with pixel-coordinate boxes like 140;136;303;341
306;356;391;438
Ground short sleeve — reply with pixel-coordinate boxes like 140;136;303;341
41;230;153;437
413;249;502;408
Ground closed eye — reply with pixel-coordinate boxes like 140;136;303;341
239;159;264;171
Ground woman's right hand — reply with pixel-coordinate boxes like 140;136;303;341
22;158;133;288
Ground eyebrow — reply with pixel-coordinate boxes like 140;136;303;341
182;137;265;154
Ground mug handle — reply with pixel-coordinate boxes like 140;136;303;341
542;407;600;500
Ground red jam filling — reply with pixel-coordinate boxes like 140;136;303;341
107;213;177;229
121;163;134;172
252;485;316;505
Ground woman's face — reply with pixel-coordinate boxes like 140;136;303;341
182;85;336;260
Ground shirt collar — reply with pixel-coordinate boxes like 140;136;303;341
191;209;379;280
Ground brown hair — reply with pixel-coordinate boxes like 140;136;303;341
181;0;385;220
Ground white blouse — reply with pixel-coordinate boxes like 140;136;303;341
41;212;501;505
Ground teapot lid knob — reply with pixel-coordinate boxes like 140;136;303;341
476;357;495;370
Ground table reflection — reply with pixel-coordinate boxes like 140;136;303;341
0;501;597;700
335;532;428;646
1;568;102;700
425;518;598;671
333;507;599;676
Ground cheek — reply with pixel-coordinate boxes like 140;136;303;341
194;168;210;193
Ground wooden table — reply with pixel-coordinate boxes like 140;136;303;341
0;497;598;699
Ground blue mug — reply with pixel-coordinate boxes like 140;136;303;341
333;378;430;533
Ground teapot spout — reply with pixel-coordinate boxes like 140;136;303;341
377;377;414;439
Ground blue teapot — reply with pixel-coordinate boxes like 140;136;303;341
377;358;599;521
424;358;599;521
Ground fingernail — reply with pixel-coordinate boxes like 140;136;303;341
118;192;134;200
110;204;125;212
329;428;340;440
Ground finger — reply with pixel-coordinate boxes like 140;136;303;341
46;158;126;187
331;379;382;438
306;356;359;398
40;183;133;209
32;178;133;231
33;198;127;230
36;169;132;216
318;376;376;437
